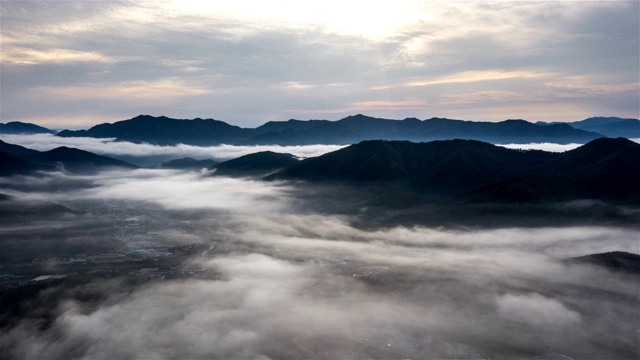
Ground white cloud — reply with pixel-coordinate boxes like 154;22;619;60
496;142;582;152
1;1;637;126
496;293;581;329
1;168;638;359
0;134;345;160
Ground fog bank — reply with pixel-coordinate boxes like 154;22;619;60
1;169;638;359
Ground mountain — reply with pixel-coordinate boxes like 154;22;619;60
211;151;299;176
55;114;604;146
0;121;55;135
568;117;640;138
267;140;553;194
477;138;640;202
157;157;219;170
0;140;139;175
244;115;602;145
268;138;640;203
24;146;139;174
0;139;41;157
0;152;52;176
568;251;640;275
57;115;250;145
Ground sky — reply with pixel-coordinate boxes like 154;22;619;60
1;0;638;129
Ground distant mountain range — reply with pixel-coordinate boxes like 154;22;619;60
0;139;138;175
0;121;55;135
267;137;640;204
57;115;247;146
2;136;639;205
43;114;640;146
537;117;640;139
1;136;638;226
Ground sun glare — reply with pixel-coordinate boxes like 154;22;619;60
164;0;424;39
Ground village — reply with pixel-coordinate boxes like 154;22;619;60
0;198;493;359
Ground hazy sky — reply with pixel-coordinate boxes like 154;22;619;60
1;0;638;128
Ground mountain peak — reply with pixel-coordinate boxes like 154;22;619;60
211;151;299;177
54;114;620;146
0;121;55;135
341;114;378;121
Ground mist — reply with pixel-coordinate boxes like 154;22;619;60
1;169;638;359
0;134;346;164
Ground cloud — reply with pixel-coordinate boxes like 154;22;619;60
497;138;640;152
496;293;581;330
0;134;346;160
496;142;583;152
1;1;638;126
1;167;638;359
33;79;210;103
3;237;637;359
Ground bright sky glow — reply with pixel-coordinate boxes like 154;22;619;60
1;0;638;128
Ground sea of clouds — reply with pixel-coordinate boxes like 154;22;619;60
1;169;638;359
7;134;640;163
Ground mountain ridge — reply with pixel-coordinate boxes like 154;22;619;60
53;114;619;146
267;137;640;204
0;140;139;175
0;121;55;135
538;116;640;138
210;151;299;176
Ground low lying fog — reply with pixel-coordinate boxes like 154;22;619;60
1;169;638;359
0;134;346;161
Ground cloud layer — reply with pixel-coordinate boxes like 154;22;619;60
0;134;346;162
6;134;639;166
1;169;638;359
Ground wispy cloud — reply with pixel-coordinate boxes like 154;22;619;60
372;70;551;90
1;1;637;126
1;168;638;359
0;134;346;160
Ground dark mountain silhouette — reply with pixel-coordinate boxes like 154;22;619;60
537;116;640;138
568;251;640;275
24;146;139;174
569;117;640;138
157;157;219;170
0;152;52;176
0;139;41;157
244;115;602;145
251;119;333;136
211;151;299;176
0;121;54;135
55;114;604;146
268;138;640;203
477;138;640;202
0;140;139;175
57;115;250;145
268;140;552;194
